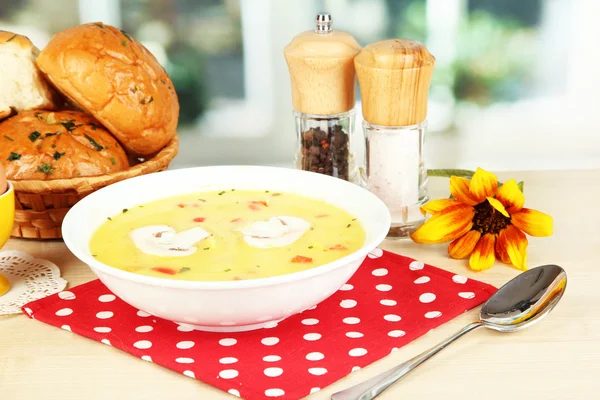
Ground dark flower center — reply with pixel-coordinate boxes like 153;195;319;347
472;201;510;235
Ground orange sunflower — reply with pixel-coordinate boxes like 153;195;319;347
410;168;553;271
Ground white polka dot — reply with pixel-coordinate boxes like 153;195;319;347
177;324;195;332
219;369;239;379
94;327;111;333
419;293;436;303
391;347;398;353
265;388;285;397
414;276;431;284
264;367;283;377
343;317;360;324
141;355;153;362
352;366;361;372
452;275;468;284
219;338;237;346
96;311;113;319
264;321;278;329
308;367;328;376
228;389;241;397
23;307;33;316
372;268;388;276
306;352;324;361
135;325;153;333
133;340;152;349
55;308;73;317
58;291;76;300
349;348;368;357
219;357;238;364
176;357;194;364
261;337;279;346
176;341;195;349
183;370;195;378
388;330;406;338
303;333;322;341
302;318;319;325
101;339;111;346
340;299;357;308
459;292;475;299
425;311;442;319
368;247;383;258
409;260;425;270
376;284;392;292
98;294;116;303
310;387;321;394
136;310;151;317
380;299;397;306
339;284;353;291
346;331;364;338
61;325;71;331
263;355;281;362
384;314;402;322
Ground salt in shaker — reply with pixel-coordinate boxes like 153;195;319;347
355;39;436;238
283;13;362;183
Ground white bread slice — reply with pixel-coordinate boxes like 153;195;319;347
0;31;57;120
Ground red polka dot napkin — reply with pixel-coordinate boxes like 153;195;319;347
21;248;496;399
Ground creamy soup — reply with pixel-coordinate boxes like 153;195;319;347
89;189;366;281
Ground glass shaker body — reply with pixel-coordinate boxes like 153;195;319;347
294;110;360;183
363;120;429;238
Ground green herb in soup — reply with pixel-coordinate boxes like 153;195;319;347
89;190;365;281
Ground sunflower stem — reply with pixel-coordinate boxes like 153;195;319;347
428;169;525;194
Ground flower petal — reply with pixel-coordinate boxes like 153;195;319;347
450;177;479;206
410;204;475;244
496;179;524;213
469;233;496;271
495;229;511;264
487;197;509;218
469;168;498;202
502;225;528;270
448;230;481;259
511;208;553;237
420;199;462;215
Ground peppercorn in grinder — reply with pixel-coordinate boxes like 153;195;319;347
355;39;435;238
283;14;362;183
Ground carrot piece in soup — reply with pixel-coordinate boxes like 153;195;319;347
329;244;347;250
193;217;206;222
151;267;177;275
291;255;313;263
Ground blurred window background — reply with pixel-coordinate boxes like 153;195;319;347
1;0;599;171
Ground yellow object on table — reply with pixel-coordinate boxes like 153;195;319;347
0;178;15;296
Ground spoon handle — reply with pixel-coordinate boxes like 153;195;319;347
331;322;484;400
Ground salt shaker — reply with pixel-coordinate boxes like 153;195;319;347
355;39;435;238
283;13;362;183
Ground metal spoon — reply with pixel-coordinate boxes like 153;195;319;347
331;264;567;400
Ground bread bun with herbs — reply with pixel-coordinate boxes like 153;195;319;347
0;31;59;121
0;110;129;180
35;22;179;157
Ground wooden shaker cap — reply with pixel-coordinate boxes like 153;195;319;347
355;39;435;126
284;27;361;115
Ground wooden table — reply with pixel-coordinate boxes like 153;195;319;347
1;169;598;399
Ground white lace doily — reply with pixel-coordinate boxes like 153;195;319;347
0;250;67;315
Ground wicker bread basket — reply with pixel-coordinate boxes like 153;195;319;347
10;135;179;240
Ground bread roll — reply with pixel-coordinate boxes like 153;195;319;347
0;110;129;180
36;22;179;157
0;31;58;120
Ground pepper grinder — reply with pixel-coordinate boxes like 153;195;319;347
283;13;362;183
355;39;435;238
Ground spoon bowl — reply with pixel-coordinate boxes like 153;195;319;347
331;264;567;400
481;264;567;332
